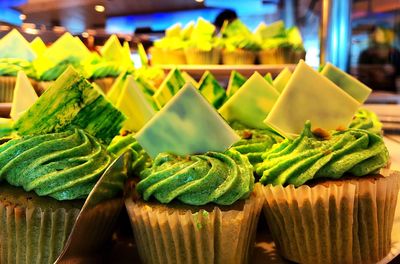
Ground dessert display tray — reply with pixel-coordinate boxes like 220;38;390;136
161;64;297;79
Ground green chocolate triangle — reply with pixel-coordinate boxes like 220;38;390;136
264;72;273;85
273;67;292;93
136;83;239;158
226;70;246;98
198;71;226;108
320;63;371;103
0;29;36;61
219;72;279;129
153;68;186;109
30;37;47;57
14;66;125;144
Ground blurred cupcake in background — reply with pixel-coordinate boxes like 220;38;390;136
151;23;187;65
220;19;261;65
33;32;91;93
184;18;222;64
256;21;305;64
0;29;37;102
30;36;47;57
85;35;134;93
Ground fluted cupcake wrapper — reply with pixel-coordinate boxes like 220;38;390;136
164;49;187;65
258;47;305;64
149;47;166;65
222;49;257;65
0;202;80;264
184;48;221;65
36;81;55;95
92;77;116;94
125;183;264;264
262;170;400;264
0;76;17;102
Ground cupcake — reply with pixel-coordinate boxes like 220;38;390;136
0;66;128;263
86;35;135;93
184;18;222;64
221;19;261;65
126;83;264;264
256;61;397;263
151;23;187;65
256;21;305;64
256;122;398;264
34;32;91;94
0;29;37;102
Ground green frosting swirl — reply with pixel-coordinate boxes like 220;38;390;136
223;36;261;52
39;57;84;81
232;128;283;167
107;134;149;174
136;149;254;206
0;129;113;200
350;109;382;134
0;58;35;78
256;122;389;187
87;61;121;79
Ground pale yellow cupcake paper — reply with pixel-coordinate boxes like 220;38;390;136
263;172;400;263
0;76;18;102
262;170;400;264
0;199;80;263
126;184;264;264
149;46;166;65
222;49;256;65
184;48;221;65
164;49;187;65
258;47;294;64
92;77;115;94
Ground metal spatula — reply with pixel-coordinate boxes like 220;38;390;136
55;150;132;263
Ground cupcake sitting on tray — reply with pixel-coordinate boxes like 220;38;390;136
0;66;130;264
85;35;135;93
255;20;306;64
0;29;37;102
33;32;91;93
256;60;399;264
126;82;264;264
220;19;261;65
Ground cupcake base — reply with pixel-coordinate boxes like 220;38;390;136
222;49;257;65
164;50;187;65
0;184;82;264
262;171;400;264
184;48;221;65
125;183;264;264
92;77;116;94
258;47;305;64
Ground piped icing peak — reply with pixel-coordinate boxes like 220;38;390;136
0;129;112;200
256;121;389;186
136;149;254;205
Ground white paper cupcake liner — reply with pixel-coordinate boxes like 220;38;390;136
125;183;264;264
262;170;400;264
0;203;80;264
